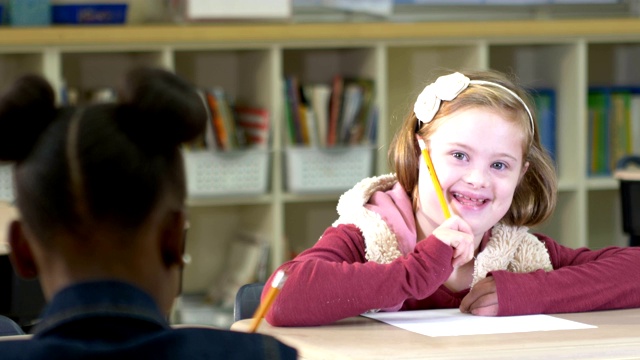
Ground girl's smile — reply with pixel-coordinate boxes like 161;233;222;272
452;190;490;209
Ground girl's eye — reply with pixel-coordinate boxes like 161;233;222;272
452;152;466;161
492;162;507;170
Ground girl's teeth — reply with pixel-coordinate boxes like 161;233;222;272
454;193;486;204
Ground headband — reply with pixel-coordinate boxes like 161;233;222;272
413;72;534;133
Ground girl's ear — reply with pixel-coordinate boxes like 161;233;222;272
160;209;187;269
8;220;39;279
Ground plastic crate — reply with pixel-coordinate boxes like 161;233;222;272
0;165;13;203
285;145;375;194
184;150;270;197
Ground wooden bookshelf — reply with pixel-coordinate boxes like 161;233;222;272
0;18;635;295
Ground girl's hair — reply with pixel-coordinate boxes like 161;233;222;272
0;67;207;242
389;69;557;227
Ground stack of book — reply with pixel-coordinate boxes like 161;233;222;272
587;86;640;176
283;75;377;147
196;88;270;152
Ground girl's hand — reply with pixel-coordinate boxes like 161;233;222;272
460;276;499;316
431;215;474;268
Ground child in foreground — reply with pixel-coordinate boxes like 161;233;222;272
0;68;296;359
265;70;640;327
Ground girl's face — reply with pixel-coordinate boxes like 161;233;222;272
416;107;529;239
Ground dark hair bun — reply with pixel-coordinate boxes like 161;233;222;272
117;67;207;150
0;74;56;161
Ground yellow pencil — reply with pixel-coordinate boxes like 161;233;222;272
248;269;288;333
418;138;451;219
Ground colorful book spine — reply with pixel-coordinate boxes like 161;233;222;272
587;88;610;176
587;86;640;176
204;90;227;150
327;75;344;147
285;76;304;145
282;75;376;148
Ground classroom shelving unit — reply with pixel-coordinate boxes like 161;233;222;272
0;18;635;295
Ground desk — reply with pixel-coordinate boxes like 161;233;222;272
231;308;640;359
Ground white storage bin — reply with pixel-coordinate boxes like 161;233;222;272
285;145;375;194
184;150;270;197
0;165;13;202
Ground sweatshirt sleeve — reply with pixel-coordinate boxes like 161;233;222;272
264;224;453;326
493;234;640;315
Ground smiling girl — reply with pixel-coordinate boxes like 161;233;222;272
264;70;640;327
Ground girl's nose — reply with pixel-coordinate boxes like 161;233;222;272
463;167;490;188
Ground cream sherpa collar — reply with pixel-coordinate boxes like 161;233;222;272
333;174;553;288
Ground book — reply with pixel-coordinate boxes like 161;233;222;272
327;75;344;147
365;106;379;145
285;76;305;145
186;90;213;150
531;88;556;163
282;80;296;145
631;93;640;155
235;107;270;149
307;83;331;147
609;90;629;174
204;90;227;150
350;78;375;145
339;81;364;144
300;84;320;147
587;88;611;176
212;87;241;150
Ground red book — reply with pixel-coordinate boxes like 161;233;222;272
327;75;344;147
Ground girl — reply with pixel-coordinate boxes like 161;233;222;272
0;68;296;359
265;70;640;327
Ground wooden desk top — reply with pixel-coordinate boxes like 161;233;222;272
231;308;640;359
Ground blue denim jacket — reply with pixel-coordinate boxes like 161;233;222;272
0;280;297;359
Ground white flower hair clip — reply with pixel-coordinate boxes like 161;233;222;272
413;72;534;133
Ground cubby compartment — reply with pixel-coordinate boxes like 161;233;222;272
588;188;626;249
281;46;379;191
183;204;276;294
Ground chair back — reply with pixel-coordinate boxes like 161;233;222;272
0;315;24;336
233;282;264;322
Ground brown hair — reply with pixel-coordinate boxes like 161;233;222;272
389;69;557;227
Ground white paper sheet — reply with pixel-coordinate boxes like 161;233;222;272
362;309;596;337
